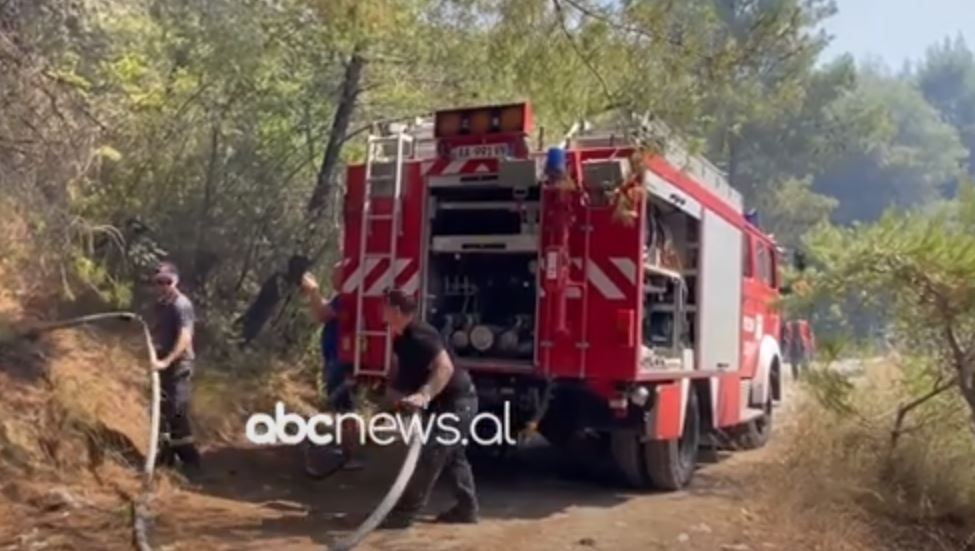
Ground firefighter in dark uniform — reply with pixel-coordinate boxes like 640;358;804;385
379;289;480;528
149;262;202;472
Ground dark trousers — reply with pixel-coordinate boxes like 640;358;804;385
158;365;200;468
324;360;354;412
393;394;479;517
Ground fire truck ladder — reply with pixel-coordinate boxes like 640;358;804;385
353;130;413;376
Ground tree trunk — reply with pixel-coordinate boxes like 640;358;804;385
236;48;367;345
960;369;975;437
306;48;366;221
193;123;221;299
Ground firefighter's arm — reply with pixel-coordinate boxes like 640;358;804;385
158;328;192;369
300;273;336;323
410;350;454;407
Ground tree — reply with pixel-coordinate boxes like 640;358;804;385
812;65;968;224
804;179;975;437
917;35;975;178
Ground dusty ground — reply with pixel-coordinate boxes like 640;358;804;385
0;367;829;551
149;436;798;551
141;370;820;551
0;329;869;551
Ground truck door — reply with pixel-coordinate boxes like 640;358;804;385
740;236;778;379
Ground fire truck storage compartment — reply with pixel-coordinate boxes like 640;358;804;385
424;180;540;364
642;196;700;357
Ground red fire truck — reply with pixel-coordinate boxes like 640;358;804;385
336;102;785;491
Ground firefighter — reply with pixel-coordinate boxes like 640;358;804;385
781;321;795;375
798;320;814;368
379;289;480;529
299;265;363;475
149;262;202;473
786;320;808;379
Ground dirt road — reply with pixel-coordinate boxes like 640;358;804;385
148;370;820;551
150;440;788;551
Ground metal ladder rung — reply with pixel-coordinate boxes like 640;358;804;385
369;135;415;145
359;330;388;337
368;175;395;183
366;214;394;221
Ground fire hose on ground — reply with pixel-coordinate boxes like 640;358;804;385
17;312;161;551
14;312;427;551
326;429;423;551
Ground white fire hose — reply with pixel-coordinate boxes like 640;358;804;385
327;427;423;551
18;312;161;551
16;313;427;551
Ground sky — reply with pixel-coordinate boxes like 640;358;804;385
820;0;975;68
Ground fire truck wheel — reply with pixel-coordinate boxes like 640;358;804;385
609;429;653;490
731;396;773;450
644;389;701;491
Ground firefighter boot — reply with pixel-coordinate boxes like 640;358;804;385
155;432;176;468
434;506;479;524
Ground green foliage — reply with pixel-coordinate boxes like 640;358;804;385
803;183;975;434
803;366;857;416
64;249;132;308
813;66;968;224
917;35;975;178
758;177;838;247
3;0;975;360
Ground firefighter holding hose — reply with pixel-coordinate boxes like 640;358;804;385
149;262;202;473
379;289;480;529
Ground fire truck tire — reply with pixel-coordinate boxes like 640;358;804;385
731;395;773;450
644;389;701;491
609;430;652;490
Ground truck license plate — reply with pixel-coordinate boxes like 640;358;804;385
451;144;509;159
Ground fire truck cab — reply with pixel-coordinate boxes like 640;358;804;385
337;102;784;490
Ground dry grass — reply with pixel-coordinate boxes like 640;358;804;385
191;353;322;443
763;360;975;550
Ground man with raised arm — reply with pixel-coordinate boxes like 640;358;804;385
379;288;480;529
299;264;363;474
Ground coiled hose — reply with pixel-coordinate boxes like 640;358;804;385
20;312;161;551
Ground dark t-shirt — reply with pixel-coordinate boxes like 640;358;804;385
152;293;195;364
320;295;341;366
392;321;474;411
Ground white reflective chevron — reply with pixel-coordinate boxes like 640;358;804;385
610;257;637;284
400;270;421;295
342;258;414;295
364;259;411;296
537;257;635;300
571;259;625;300
342;258;381;293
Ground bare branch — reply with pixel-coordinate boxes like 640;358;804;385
551;0;616;109
890;375;958;448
